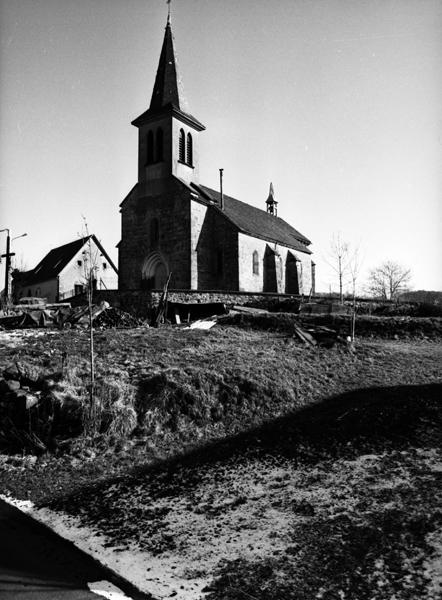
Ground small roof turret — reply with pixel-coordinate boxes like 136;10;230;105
266;182;278;216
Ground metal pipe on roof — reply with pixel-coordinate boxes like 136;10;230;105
219;168;224;210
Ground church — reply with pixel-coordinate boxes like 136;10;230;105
118;16;314;295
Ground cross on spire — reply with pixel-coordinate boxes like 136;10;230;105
167;0;171;24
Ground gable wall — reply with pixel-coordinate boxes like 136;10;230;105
58;240;118;300
119;180;192;290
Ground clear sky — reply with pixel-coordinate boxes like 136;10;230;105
1;0;441;293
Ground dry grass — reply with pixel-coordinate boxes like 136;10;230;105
0;325;441;599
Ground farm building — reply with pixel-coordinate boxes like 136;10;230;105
12;235;118;303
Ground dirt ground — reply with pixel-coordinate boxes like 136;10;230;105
0;325;441;599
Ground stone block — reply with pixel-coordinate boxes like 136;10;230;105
10;389;40;410
0;378;21;394
3;364;21;381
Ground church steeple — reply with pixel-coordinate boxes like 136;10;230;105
132;18;204;130
149;20;186;111
131;15;205;189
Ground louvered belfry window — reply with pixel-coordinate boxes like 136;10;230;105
187;133;193;166
179;129;185;162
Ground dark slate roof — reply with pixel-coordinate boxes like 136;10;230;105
191;183;312;254
15;235;117;286
132;21;204;131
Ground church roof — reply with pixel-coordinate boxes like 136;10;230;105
131;20;205;130
191;183;312;254
14;236;117;286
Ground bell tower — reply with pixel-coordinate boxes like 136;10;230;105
131;17;205;195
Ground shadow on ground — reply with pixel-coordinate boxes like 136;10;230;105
42;383;442;599
48;382;442;503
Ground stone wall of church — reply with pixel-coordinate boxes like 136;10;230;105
190;200;207;289
195;207;239;290
238;232;313;294
119;180;192;290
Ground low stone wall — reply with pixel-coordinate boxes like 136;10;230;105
66;290;434;321
69;289;303;318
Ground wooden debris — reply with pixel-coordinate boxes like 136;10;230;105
187;319;217;330
232;305;269;315
153;273;172;327
293;324;317;346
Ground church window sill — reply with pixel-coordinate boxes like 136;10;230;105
178;160;194;169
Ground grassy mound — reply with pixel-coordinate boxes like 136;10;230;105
136;365;297;442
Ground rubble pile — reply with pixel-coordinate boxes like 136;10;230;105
221;311;346;346
93;307;144;329
0;362;51;453
0;302;145;331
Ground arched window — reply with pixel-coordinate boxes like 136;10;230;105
187;133;193;166
146;130;154;165
156;128;163;162
178;129;185;162
150;218;159;248
252;250;259;275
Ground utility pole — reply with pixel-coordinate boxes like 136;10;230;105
1;230;13;304
1;229;27;306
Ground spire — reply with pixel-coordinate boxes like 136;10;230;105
149;18;186;111
131;13;205;131
266;182;278;216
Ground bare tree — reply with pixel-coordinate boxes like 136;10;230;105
348;247;362;342
80;219;98;433
326;233;350;303
367;261;412;301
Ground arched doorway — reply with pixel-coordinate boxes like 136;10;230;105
141;252;169;289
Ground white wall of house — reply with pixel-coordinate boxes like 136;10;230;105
58;241;118;300
238;232;312;294
15;239;118;302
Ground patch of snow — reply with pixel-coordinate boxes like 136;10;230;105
87;580;133;599
186;320;216;330
0;494;209;600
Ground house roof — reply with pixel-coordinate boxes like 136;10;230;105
131;20;205;131
15;235;117;286
190;183;312;254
